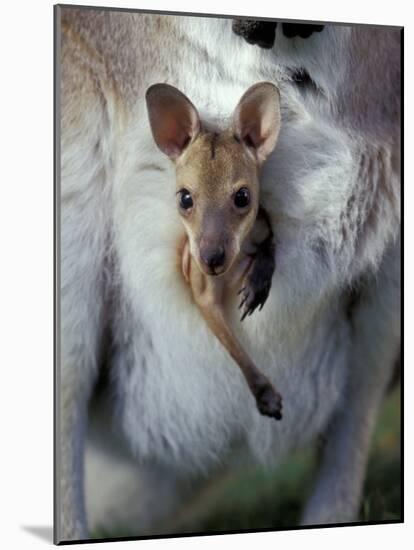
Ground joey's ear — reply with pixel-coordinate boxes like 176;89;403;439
146;83;201;160
233;82;281;164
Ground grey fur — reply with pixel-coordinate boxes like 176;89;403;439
57;7;400;541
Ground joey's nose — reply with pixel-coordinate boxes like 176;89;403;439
201;247;226;274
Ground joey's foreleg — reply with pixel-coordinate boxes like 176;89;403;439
194;283;282;420
181;239;282;419
201;297;282;420
239;207;276;320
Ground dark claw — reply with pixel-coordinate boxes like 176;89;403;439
255;382;283;421
237;211;275;320
238;274;271;320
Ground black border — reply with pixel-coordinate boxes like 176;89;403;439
54;4;404;546
58;519;402;546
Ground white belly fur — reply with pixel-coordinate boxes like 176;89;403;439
111;121;349;474
112;254;348;473
108;18;355;476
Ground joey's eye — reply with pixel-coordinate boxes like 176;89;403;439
178;188;193;210
234;187;250;209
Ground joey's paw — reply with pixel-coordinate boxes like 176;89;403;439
255;383;283;421
238;270;272;321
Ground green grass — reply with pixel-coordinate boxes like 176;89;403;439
360;388;402;522
92;387;401;539
154;387;401;535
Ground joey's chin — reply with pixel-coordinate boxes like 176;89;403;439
196;259;229;277
208;265;227;277
198;264;227;277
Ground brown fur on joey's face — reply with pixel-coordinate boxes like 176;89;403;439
175;130;260;276
145;81;281;276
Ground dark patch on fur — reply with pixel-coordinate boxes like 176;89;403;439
210;132;219;160
282;23;324;39
232;19;324;49
138;163;166;173
291;68;320;93
345;285;364;321
232;19;276;49
339;191;357;247
289;68;326;98
93;139;101;156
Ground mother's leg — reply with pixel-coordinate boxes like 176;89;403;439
57;25;112;540
301;239;400;525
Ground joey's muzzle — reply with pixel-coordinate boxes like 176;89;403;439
200;245;226;276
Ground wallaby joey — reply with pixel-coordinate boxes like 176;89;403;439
146;82;283;420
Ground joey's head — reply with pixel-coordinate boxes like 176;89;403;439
146;82;281;276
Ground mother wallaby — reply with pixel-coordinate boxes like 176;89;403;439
57;7;401;542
